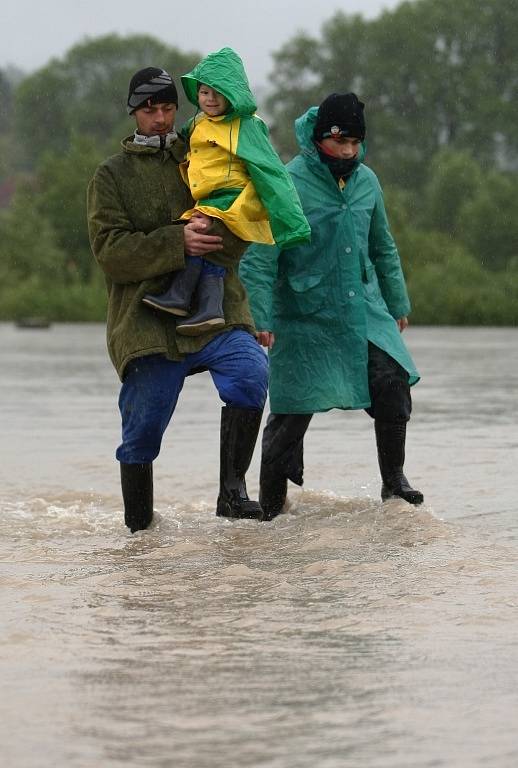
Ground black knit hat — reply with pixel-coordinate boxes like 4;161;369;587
313;93;366;142
127;67;178;114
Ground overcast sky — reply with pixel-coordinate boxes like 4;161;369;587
3;0;402;88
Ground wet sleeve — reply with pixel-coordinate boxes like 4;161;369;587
87;165;186;284
368;180;411;319
237;118;311;250
239;241;280;330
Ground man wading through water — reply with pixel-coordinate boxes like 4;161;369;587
240;93;424;520
87;67;268;532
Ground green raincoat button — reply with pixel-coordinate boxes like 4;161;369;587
349;290;355;298
345;246;352;253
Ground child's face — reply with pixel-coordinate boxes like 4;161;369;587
198;85;230;117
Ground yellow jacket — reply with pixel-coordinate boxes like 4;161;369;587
180;47;310;249
180;114;274;243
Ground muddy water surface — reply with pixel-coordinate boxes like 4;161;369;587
1;324;517;767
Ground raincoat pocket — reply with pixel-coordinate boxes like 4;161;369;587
279;272;328;316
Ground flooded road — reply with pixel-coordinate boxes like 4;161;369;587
1;323;517;767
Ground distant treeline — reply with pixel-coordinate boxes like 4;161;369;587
0;0;517;324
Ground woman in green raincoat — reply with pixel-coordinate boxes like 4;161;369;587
239;93;423;519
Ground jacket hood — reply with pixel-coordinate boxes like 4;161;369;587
295;107;366;163
181;47;256;118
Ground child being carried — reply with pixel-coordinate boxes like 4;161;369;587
143;47;310;336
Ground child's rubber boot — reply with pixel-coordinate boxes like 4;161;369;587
176;274;225;335
143;257;202;315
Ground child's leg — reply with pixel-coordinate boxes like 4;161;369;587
176;259;226;336
142;256;202;315
200;260;226;278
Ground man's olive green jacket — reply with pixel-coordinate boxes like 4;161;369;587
87;135;255;380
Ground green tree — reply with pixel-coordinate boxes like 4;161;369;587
0;185;66;319
423;149;483;234
0;184;107;321
0;185;65;285
36;134;105;281
267;0;518;186
379;183;518;324
0;70;13;136
14;34;200;167
408;248;518;325
0;69;17;177
457;171;518;271
266;16;369;160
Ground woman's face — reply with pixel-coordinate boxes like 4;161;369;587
318;136;361;159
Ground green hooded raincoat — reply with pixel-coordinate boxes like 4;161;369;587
181;47;311;249
239;107;419;415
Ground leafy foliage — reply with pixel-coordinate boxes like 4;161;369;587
36;135;105;280
0;14;517;325
13;34;200;166
0;35;200;322
267;0;518;185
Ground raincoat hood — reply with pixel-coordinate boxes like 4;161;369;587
181;47;257;118
295;107;366;164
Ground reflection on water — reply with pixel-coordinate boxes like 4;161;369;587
1;324;517;767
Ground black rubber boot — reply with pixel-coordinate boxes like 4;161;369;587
259;413;312;521
375;421;424;505
142;258;202;315
176;275;225;336
259;465;287;522
216;406;263;519
120;462;154;532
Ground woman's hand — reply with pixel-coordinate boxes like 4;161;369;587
256;331;275;348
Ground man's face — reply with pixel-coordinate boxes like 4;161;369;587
319;136;361;159
134;102;177;136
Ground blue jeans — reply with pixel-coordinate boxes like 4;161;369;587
188;256;226;278
116;329;268;463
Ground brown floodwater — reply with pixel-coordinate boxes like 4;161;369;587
1;323;517;767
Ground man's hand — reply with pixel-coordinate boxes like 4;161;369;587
184;214;223;256
257;331;275;348
397;316;409;332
